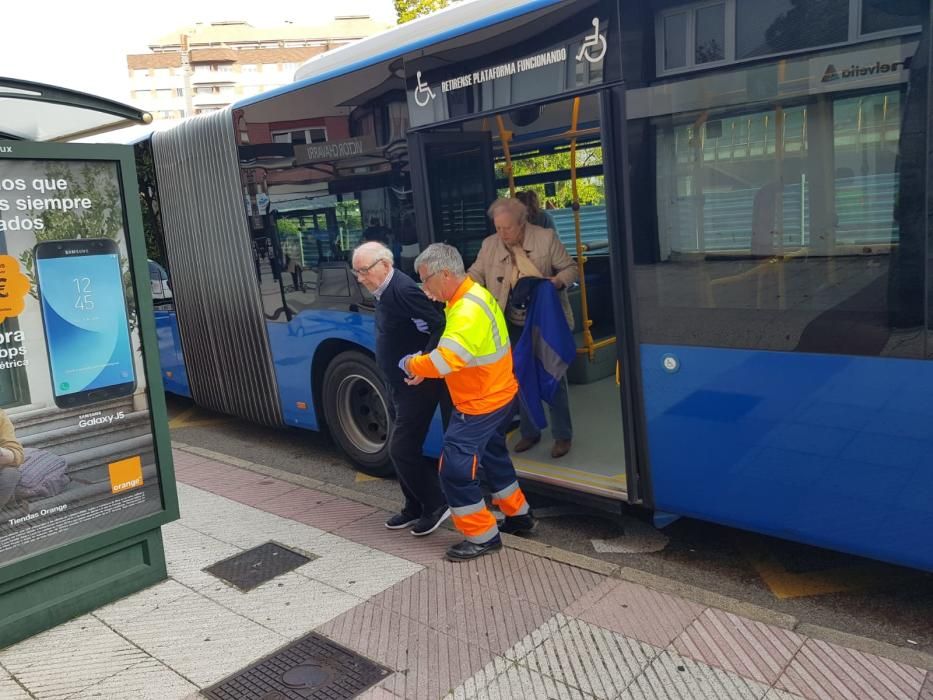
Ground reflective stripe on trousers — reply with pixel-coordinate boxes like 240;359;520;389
450;500;499;543
438;398;524;543
491;481;530;517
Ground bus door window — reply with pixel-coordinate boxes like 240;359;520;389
235;58;442;322
410;130;497;267
638;84;922;357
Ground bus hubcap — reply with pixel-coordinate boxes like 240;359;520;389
336;374;388;454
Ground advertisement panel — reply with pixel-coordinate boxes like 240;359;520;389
0;158;163;566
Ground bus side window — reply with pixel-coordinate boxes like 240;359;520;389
318;265;351;297
148;260;172;302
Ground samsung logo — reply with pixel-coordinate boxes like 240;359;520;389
64;249;90;255
822;57;911;82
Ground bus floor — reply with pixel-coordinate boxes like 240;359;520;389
508;374;627;497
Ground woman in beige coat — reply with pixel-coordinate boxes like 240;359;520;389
468;197;577;458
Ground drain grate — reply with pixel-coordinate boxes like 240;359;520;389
202;631;391;699
204;542;314;592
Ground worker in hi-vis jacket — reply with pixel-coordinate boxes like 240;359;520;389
400;243;536;561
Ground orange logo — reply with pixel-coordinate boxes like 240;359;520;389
0;255;30;323
109;455;144;494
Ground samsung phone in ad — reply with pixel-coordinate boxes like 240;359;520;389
34;239;136;408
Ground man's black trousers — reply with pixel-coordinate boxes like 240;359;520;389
387;378;448;518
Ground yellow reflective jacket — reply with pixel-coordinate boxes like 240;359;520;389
408;278;517;415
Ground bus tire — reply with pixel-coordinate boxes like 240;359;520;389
321;350;394;477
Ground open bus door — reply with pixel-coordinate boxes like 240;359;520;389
409;104;636;505
409;130;497;266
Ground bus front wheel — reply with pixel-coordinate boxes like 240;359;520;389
321;351;394;477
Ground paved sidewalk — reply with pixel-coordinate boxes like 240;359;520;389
0;447;930;699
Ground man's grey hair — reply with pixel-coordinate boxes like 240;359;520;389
414;243;465;277
487;196;527;223
353;241;394;266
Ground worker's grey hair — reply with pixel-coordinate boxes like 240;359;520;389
486;196;527;224
353;241;394;266
414;243;465;278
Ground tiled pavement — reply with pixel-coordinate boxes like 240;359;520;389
0;447;929;699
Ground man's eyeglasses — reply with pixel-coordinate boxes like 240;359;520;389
352;260;383;277
420;270;439;284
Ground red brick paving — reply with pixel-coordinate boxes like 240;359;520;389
215;478;299;507
367;567;468;632
171;449;932;700
287;497;378;532
318;601;495;700
566;578;705;649
365;563;554;658
499;554;605;613
428;544;538;587
250;485;337;516
918;672;932;700
776;638;926;700
332;511;460;566
442;581;555;657
673;607;805;685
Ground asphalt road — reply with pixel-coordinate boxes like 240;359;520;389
166;395;933;659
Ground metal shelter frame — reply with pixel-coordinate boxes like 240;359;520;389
0;76;151;142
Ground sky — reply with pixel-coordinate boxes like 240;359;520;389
1;0;398;103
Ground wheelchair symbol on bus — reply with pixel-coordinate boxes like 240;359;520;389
414;71;436;107
576;17;607;64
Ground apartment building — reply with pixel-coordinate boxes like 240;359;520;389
126;16;392;119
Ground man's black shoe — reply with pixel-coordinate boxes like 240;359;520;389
385;512;419;529
498;513;537;535
411;506;451;536
445;536;503;561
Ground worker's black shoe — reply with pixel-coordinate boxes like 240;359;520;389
498;513;537;535
446;536;502;561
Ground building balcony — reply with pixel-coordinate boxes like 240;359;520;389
190;48;238;63
192;93;235;107
191;73;237;86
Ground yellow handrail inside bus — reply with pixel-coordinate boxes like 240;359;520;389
496;115;516;197
491;103;614;363
569;97;599;360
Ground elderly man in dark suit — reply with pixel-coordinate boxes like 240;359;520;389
351;241;450;536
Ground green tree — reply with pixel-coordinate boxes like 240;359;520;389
763;0;849;54
20;162;138;330
134;141;166;265
32;163;123;243
496;147;605;208
324;200;364;252
395;0;460;24
276;217;303;262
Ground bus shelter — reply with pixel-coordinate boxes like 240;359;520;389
0;77;177;647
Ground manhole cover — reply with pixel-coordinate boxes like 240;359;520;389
203;631;391;699
204;542;314;591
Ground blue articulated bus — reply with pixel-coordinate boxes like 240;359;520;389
134;0;933;571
